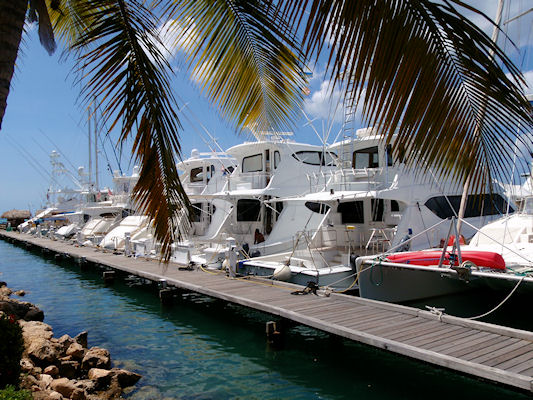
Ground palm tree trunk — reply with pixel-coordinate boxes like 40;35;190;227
0;0;27;130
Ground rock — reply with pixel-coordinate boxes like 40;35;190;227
50;377;77;398
75;379;96;394
27;337;60;366
32;366;43;375
20;373;38;390
39;373;54;390
97;375;122;400
15;289;26;296
20;357;34;373
0;299;27;318
110;368;141;388
44;364;59;377
33;390;62;400
75;331;88;348
48;390;64;400
57;334;75;353
82;347;110;370
24;306;44;321
20;320;54;341
59;360;80;379
66;342;85;360
0;285;12;297
88;368;113;389
71;388;87;400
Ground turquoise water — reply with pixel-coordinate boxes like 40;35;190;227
0;239;529;400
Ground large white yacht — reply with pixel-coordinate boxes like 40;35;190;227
172;135;338;266
240;127;512;291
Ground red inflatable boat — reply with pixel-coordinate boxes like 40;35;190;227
385;250;506;270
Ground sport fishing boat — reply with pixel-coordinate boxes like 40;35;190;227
240;127;512;292
171;134;338;266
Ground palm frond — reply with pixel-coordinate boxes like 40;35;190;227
48;0;93;48
276;0;533;190
30;0;56;54
163;0;307;132
73;0;190;260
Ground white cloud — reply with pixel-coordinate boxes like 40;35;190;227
303;80;345;123
152;18;199;62
523;69;533;93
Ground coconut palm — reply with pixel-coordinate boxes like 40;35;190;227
0;0;531;259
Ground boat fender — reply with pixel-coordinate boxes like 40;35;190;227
272;264;291;281
222;258;230;272
250;250;261;258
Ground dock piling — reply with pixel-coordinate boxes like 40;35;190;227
103;270;116;285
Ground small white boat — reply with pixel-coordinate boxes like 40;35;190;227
100;216;150;251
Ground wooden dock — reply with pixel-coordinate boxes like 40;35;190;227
2;230;533;392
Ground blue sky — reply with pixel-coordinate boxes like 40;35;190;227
0;1;531;214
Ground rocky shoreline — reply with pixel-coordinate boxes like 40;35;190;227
0;282;141;399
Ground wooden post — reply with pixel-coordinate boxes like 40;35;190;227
159;288;174;305
266;321;283;348
103;270;115;285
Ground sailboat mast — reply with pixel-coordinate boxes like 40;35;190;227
88;106;92;189
94;107;99;191
456;0;504;234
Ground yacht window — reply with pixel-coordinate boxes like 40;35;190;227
425;194;512;219
391;200;400;212
190;167;203;182
237;199;261;221
226;166;234;174
305;202;330;214
292;151;337;166
293;151;321;165
353;146;379;168
337;201;364;224
274;151;281;169
323;152;337;166
371;199;384;221
242;153;263;172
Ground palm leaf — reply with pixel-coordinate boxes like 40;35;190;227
72;0;190;260
162;0;307;133
276;0;533;190
47;0;93;48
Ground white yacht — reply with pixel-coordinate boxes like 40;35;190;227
52;167;141;245
172;135;338;266
241;127;511;292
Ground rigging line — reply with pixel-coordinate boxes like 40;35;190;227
38;128;78;172
3;134;53;183
178;102;226;154
88;105;124;175
31;138;54;158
